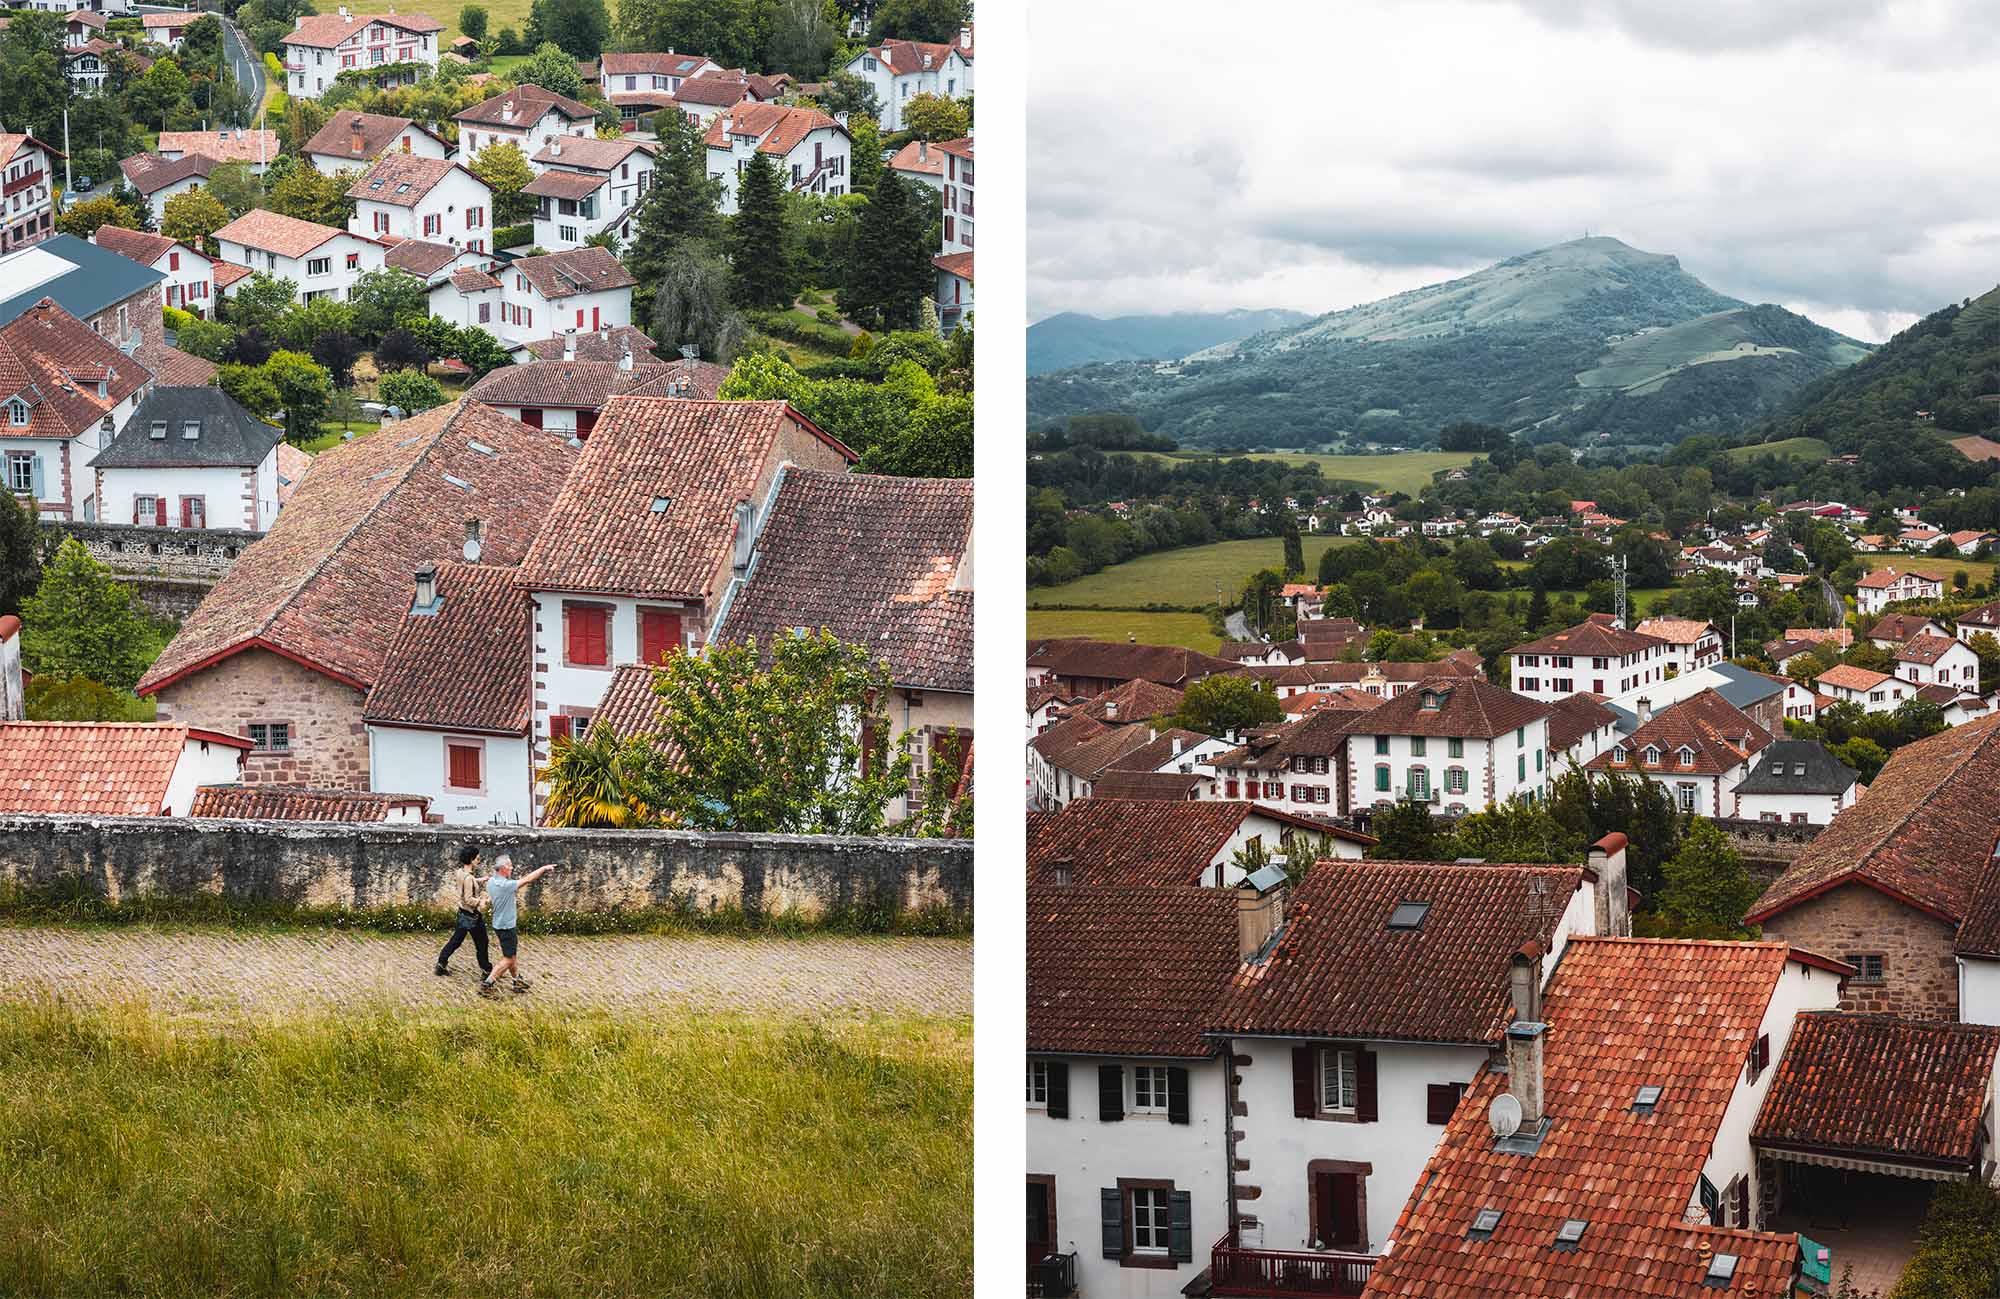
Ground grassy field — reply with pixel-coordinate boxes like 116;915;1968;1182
449;0;534;44
0;1001;970;1298
1133;450;1482;497
1863;555;1996;588
1027;609;1222;652
1722;436;1833;463
1029;536;1360;610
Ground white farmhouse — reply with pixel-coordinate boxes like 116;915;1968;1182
454;83;596;164
842;26;973;132
598;50;723;125
348;153;492;251
62;38;123;93
91;226;216;319
1893;632;1981;692
282;7;443;100
1813;663;1913;714
1507;613;1671;703
1;299;152;522
211;209;387;304
703;103;851;215
1585;689;1773;816
87;386;286;531
1731;739;1860;825
1346;678;1554;813
305;110;450;176
524;136;655;250
0;130;60;254
1633;616;1725;678
1855;565;1944;614
157;129;280;175
444;246;635;348
140;11;192;47
117;153;218;227
934;251;971;335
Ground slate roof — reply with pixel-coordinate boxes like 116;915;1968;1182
1746;714;2000;925
157;130;279;164
1027;799;1360;889
465;358;669;409
1510;613;1666;659
348;153;470;207
1357;677;1554;739
212;209;347;259
0;722;247;815
1365;939;1806;1299
362;562;530;733
1732;739;1859;797
1588;689;1771;777
0;298;150;441
509;246;636;299
713;469;971;693
1026;637;1242;688
1212;861;1587;1044
304;112;443;162
189;784;428;821
140;400;575;696
1752;1013;2000;1168
455;83;597;127
89;386;282;469
1026;884;1241;1059
1897;632;1965;665
0;234;165;328
283;11;442;48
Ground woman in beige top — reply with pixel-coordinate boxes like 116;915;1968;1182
434;845;493;978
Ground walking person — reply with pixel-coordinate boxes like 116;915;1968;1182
436;845;493;978
479;855;556;997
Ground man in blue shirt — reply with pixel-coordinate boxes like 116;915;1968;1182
479;855;557;997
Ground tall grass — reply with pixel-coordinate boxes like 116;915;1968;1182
0;1001;971;1298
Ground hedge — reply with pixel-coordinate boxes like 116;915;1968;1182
745;308;853;354
495;223;533;250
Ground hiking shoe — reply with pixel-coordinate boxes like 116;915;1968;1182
510;979;531;993
478;981;498;998
434;963;450;977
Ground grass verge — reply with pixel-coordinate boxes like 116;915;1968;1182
0;1000;971;1298
0;881;970;939
1027;608;1224;652
1028;535;1360;609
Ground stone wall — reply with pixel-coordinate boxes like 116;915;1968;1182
151;646;371;788
0;814;973;921
1758;881;1956;1020
42;520;260;579
1712;817;1821;879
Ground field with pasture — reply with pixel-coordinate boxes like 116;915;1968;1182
1862;555;1996;589
1027;609;1223;653
447;0;533;44
1029;536;1361;611
1722;437;1833;463
1131;449;1482;497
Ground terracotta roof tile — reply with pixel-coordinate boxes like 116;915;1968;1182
521;326;664;365
1028;798;1359;888
931;251;972;280
90;225;179;266
133;340;218;387
1896;632;1964;665
0;299;148;441
466;358;669;409
529;135;652;171
305;112;441;161
589;662;666;738
702;102;841;156
1587;689;1772;777
1028;713;1154;780
140;400;575;696
1071;677;1183;724
1211;708;1361;772
1090;769;1207;801
1511;613;1667;659
1633;617;1718;645
362;562;531;733
157;130;277;164
449;266;500;292
189;784;427;820
513;398;852;600
284;11;441;48
0;722;243;814
672;71;755;107
600;51;714;78
1027;884;1240;1058
348;153;471;207
1365;938;1805;1298
887;139;945;177
1868;613;1942;642
1213;862;1587;1044
1358;677;1554;739
713;469;972;693
508;246;636;299
212;208;346;259
618;357;729;399
1547;691;1619;753
1026;637;1242;688
454;83;596;127
519;169;606;200
383;238;460;277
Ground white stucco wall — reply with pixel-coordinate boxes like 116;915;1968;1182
309;125;449;176
214;231;384;302
162;734;247;816
1958;959;2000;1028
1346;719;1549;815
1510;645;1670;703
352;167;491;248
1734;786;1855;825
367;724;532;824
97;463;256;531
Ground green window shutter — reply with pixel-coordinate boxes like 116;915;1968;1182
1170;1189;1194;1263
1100;1188;1124;1259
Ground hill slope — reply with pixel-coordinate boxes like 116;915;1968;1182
1026;308;1312;375
1026;237;1869;450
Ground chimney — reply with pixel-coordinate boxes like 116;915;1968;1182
502;100;515;123
1505;1020;1546;1126
1236;873;1286;962
618;343;633;372
1588;832;1630;937
462;518;483;562
351;120;365;153
551;139;561;155
1051;856;1073;887
0;615;23;722
412;566;436;611
295;12;305;28
1509;947;1541;1024
1172;735;1183;757
1636;697;1652;726
1104;700;1118;720
918;139;928;163
599;324;611;343
731;498;755;573
562;330;575;360
959;24;971;46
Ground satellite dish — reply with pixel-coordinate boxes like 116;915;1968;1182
462;538;482;562
1488;1093;1523;1139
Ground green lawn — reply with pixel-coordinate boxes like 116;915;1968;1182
1029;536;1361;610
452;0;535;45
0;1001;971;1298
1722;437;1833;463
1028;609;1222;652
298;420;380;455
1862;555;1994;589
1133;450;1482;497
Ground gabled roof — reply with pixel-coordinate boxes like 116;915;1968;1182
713;469;972;694
618;357;730;400
1211;708;1361;772
1211;861;1587;1044
529;135;653;171
1025;636;1242;688
89;224;184;267
1069;676;1181;725
304;111;445;161
455;83;597;127
932;251;972;281
520;325;664;365
1510;613;1666;659
508;246;637;299
600;50;715;78
1752;1013;2000;1169
1959;600;2000;627
1365;938;1806;1298
1546;691;1619;753
465;358;668;410
1732;739;1859;797
1896;632;1966;665
283;10;443;48
856;35;969;76
1868;612;1944;642
512;398;852;600
1027;884;1241;1059
0;298;150;441
672;71;755;107
887;139;945;177
382;238;462;277
1588;689;1772;777
1028;798;1364;888
189;784;428;821
1858;565;1942;589
1632;617;1717;645
0;132;59;170
1814;663;1894;692
363;562;531;734
588;662;667;739
212;208;349;259
1355;677;1553;739
89;386;282;470
157;130;278;165
134;339;219;387
0;234;165;328
0;722;247;815
1747;713;2000;925
139;400;575;697
347;153;474;207
1028;713;1157;781
702;102;843;156
520;168;608;201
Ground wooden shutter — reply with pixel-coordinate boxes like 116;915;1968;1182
1099;1188;1123;1259
1167;1066;1190;1125
1169;1189;1193;1263
641;609;682;665
448;743;480;789
1097;1065;1123;1122
179;498;193;528
567;605;607;666
154;496;167;527
576;408;597;438
1355;1049;1379;1123
1045;1062;1069;1120
521;407;543;429
1332;1173;1362;1248
1292;1046;1315;1117
549;714;572;743
132;496;144;525
1731;1175;1749;1228
1426;1082;1466;1125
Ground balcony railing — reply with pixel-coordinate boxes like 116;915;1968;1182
1026;1252;1076;1298
3;170;45;197
1208;1231;1375;1297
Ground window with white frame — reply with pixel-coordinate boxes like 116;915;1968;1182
1026;1060;1048;1106
1319;1047;1357;1115
1130;1188;1171;1255
1677;782;1698;812
1131;1065;1169;1114
4;451;32;493
6;399;26;427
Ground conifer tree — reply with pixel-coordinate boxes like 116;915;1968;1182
729;153;793;309
838;172;933;331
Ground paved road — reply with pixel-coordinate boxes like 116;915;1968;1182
1225;609;1252;640
135;3;264;125
5;925;972;1021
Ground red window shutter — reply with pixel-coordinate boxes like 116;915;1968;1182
549;714;572;742
640;609;681;664
576;309;585;328
1224;779;1238;798
1426;1082;1465;1125
133;497;144;525
520;408;542;428
1331;1174;1362;1248
1291;1046;1315;1118
575;409;597;438
155;497;167;527
448;743;480;788
592;307;601;330
169;252;179;270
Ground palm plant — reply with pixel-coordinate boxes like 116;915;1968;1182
539;726;661;828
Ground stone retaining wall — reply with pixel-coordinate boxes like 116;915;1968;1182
40;520;260;579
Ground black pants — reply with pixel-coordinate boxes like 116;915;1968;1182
438;911;491;973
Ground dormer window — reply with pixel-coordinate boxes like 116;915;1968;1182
149;420;167;439
182;421;200;440
1611;746;1628;764
1676;746;1695;767
1420;690;1442;710
1642;746;1661;765
8;399;29;427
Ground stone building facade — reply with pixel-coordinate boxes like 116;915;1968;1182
149;646;370;788
1756;882;1958;1021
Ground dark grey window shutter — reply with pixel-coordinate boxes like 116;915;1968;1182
1046;1061;1069;1119
1355;1048;1379;1123
1100;1187;1124;1259
1167;1066;1190;1125
1098;1064;1124;1122
1292;1045;1315;1117
1170;1189;1194;1263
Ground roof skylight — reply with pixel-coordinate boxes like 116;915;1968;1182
1388;901;1430;930
1466;1208;1502;1241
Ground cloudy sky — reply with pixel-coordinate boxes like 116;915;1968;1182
1028;0;2000;341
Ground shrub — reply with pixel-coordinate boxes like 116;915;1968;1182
493;222;532;248
814;305;840;324
24;674;154;722
745;308;851;353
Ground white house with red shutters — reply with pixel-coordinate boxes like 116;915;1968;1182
481;246;635;348
90;226;215;318
703;104;851;215
937;135;972;253
525;136;654;251
281;8;443;99
0;130;60;254
841;27;973;133
87;386;287;532
212;209;387;304
347;153;492;251
1855;565;1944;615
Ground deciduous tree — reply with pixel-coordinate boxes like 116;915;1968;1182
161;186;230;256
469;140;537;225
1170;674;1281;736
379;368;446;414
0;489;42;618
20;539;154;691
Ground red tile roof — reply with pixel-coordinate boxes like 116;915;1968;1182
1814;662;1894;692
1264;657;1483;689
1071;676;1183;724
0;722;245;815
588;662;666;739
1026;636;1243;688
509;246;637;299
1211;708;1360;772
1365;938;1806;1299
1511;613;1666;659
931;251;973;281
712;469;972;694
1027;884;1240;1058
362;562;531;734
1586;688;1771;777
90;225;180;266
1857;565;1942;590
1028;713;1159;781
530;135;653;171
140;400;575;696
1027;798;1358;888
1752;1013;2000;1168
887;139;946;178
600;51;715;78
520;326;665;365
672;71;756;107
212;208;347;259
382;238;461;277
519;169;606;201
134;340;218;387
465;358;670;409
1356;677;1554;739
1546;691;1619;753
304;112;444;162
1896;632;1965;665
619;357;730;400
283;11;442;48
189;784;428;821
120;152;217;196
1868;613;1942;642
157;130;278;164
1747;714;2000;925
512;398;852;600
348;153;473;207
1215;861;1588;1044
1089;769;1207;801
0;299;150;442
454;83;596;128
702;102;842;156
